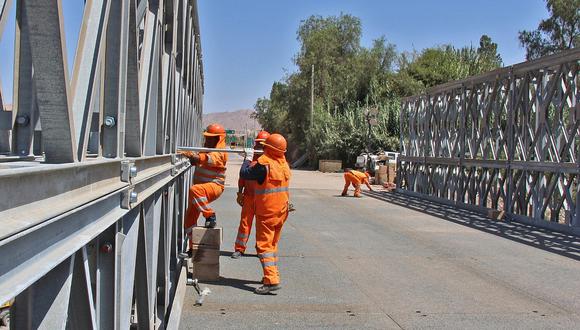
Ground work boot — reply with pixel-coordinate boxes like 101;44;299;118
204;214;216;228
254;284;281;295
231;251;243;259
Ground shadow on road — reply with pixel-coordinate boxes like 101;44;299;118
209;277;262;293
364;190;580;261
220;251;258;258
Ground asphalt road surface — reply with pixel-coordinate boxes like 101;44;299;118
180;166;580;329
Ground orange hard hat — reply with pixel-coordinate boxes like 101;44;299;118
203;123;226;136
255;130;270;142
262;133;287;153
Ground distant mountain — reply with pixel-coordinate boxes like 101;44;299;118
203;109;261;132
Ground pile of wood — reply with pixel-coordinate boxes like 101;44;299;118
188;227;222;281
377;163;397;188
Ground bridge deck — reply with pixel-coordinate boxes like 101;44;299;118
179;161;580;329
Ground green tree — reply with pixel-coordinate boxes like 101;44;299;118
296;14;362;108
399;35;502;90
252;82;291;134
477;35;503;70
519;0;580;60
254;14;503;166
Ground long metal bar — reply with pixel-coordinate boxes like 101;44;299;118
177;146;264;154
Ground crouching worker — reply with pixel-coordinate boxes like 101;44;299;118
239;134;291;294
232;131;271;259
179;123;228;235
342;168;373;197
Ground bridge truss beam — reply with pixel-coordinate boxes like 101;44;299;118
398;48;580;235
0;0;203;328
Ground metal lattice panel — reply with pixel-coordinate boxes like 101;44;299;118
398;49;580;234
0;0;203;328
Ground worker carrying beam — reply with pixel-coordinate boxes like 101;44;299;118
342;168;373;197
239;133;291;294
179;123;228;233
231;130;271;259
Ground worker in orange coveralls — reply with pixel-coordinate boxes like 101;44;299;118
179;123;228;235
342;168;373;197
239;134;291;294
231;131;271;259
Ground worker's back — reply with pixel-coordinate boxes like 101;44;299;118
349;169;368;183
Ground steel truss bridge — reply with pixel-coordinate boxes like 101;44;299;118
0;0;203;328
398;49;580;235
0;0;579;329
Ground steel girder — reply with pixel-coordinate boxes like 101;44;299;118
0;0;203;328
398;48;580;235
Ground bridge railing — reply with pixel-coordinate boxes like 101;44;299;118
0;0;203;328
398;48;580;235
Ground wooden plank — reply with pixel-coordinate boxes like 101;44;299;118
190;245;219;265
192;263;219;282
190;227;222;247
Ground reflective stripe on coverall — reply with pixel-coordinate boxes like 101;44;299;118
234;160;258;253
184;136;228;238
254;153;291;285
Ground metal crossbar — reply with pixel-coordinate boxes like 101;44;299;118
398;48;580;235
177;146;264;154
0;0;204;328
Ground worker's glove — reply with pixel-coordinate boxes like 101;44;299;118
178;150;199;164
236;192;244;207
243;148;254;161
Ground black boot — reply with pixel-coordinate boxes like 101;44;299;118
205;214;216;228
231;251;243;259
255;284;281;295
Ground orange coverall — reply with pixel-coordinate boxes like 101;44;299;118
184;137;228;237
342;170;371;197
253;153;291;285
234;160;258;254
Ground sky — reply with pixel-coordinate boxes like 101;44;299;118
1;1;548;113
